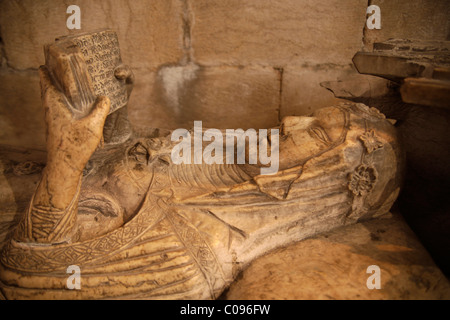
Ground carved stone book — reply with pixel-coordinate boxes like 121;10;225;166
44;30;128;116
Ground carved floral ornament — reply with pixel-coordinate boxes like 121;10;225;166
359;130;384;154
348;164;378;196
347;120;385;197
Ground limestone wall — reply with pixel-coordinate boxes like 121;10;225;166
0;0;448;149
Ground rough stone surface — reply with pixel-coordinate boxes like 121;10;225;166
190;0;367;67
0;64;281;149
223;212;450;300
0;0;380;149
280;66;351;118
364;0;450;49
321;73;392;100
2;0;449;151
0;0;185;71
129;65;281;130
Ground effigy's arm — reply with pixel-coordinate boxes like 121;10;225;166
14;66;110;244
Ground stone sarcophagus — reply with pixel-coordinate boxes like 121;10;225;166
0;30;404;300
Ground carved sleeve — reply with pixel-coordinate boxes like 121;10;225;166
14;176;82;244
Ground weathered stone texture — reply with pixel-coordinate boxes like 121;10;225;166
0;64;280;149
321;73;392;100
280;66;351;118
2;0;448;149
0;0;184;71
224;213;450;300
129;65;280;130
364;0;450;49
190;0;367;67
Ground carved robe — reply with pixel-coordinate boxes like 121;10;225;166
0;103;403;299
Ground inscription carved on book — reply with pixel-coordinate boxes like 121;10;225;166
45;30;128;116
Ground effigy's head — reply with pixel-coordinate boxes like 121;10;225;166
278;102;404;221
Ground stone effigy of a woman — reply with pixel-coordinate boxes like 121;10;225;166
0;32;403;300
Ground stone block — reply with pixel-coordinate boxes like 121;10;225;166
364;0;450;49
0;0;184;71
127;69;174;130
320;73;392;100
190;0;367;67
280;65;352;118
224;212;450;300
129;65;281;130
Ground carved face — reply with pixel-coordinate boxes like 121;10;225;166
280;103;402;221
278;105;348;170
